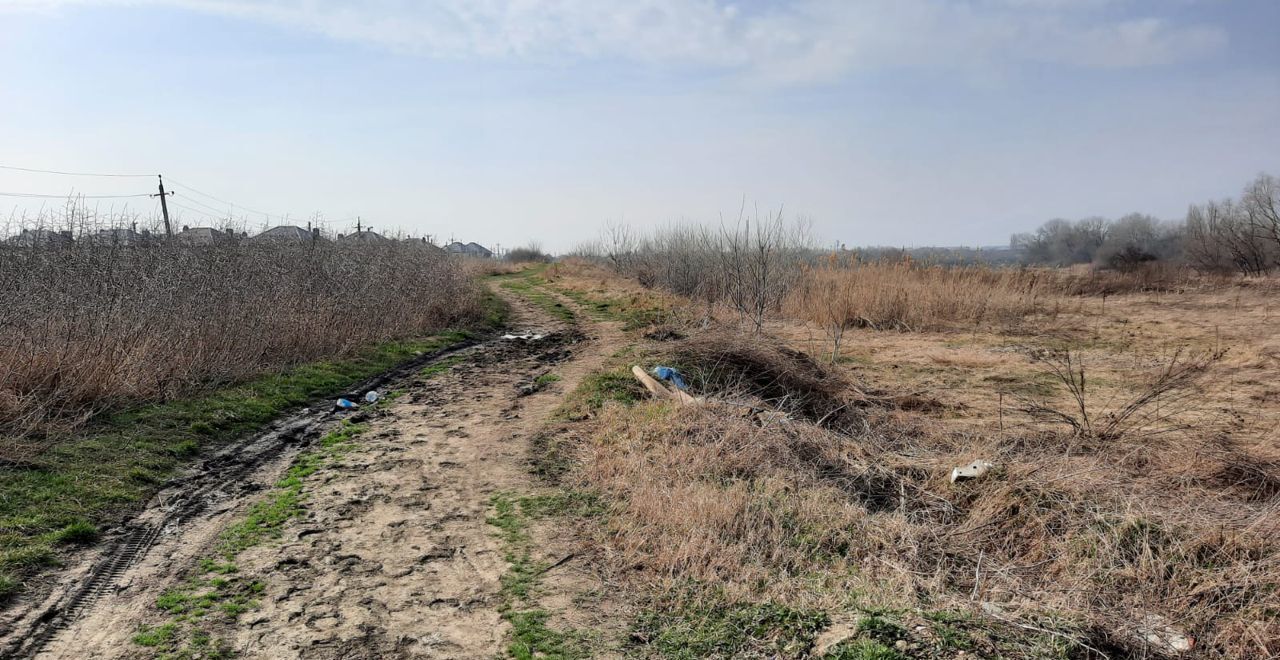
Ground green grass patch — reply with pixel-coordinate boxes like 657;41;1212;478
487;490;603;659
633;600;830;659
0;572;17;600
132;622;179;647
420;354;466;379
0;327;486;604
546;282;666;331
495;267;576;323
555;366;646;422
132;420;368;656
52;519;99;545
822;639;906;660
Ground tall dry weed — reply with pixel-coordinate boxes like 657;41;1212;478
0;225;480;448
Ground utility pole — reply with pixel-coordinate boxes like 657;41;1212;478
152;175;174;237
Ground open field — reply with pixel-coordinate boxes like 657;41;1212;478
3;259;1277;659
524;260;1280;659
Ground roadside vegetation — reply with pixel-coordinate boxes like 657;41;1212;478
0;212;501;605
519;258;1280;659
492;265;576;323
1;214;482;445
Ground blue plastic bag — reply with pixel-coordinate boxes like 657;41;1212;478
652;366;688;391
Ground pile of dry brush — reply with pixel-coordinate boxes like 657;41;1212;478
0;238;480;441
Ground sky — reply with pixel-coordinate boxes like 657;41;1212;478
0;0;1277;251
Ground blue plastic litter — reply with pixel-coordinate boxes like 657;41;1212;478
336;398;358;409
652;366;688;391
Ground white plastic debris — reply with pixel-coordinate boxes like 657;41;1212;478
335;398;358;409
950;459;995;483
502;333;545;341
364;390;380;404
1136;614;1194;654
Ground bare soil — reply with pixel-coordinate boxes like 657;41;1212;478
14;287;625;659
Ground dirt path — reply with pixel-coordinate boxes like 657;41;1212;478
27;286;624;659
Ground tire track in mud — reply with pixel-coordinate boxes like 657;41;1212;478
21;287;623;659
0;339;482;659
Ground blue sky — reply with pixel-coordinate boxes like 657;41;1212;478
1;0;1276;250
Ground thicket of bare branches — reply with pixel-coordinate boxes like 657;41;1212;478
1184;174;1280;275
591;211;811;332
0;212;481;443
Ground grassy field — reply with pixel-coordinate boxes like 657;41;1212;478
527;260;1280;659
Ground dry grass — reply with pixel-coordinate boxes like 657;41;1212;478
786;258;1073;336
0;238;481;453
544;261;1280;658
572;338;1279;657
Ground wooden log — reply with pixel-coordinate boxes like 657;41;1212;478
632;365;677;400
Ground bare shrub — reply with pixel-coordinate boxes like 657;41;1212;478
504;242;551;263
0;211;482;450
1015;348;1225;445
596;212;811;332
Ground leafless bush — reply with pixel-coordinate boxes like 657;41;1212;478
1015;348;1225;445
0;209;482;449
596;211;811;332
504;242;551;263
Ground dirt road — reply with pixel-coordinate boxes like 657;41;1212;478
12;286;620;659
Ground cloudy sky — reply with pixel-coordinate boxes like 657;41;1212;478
0;1;1276;249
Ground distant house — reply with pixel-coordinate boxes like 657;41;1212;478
254;225;322;243
337;230;392;245
88;227;152;246
403;237;447;255
4;229;73;248
445;241;494;258
174;226;238;246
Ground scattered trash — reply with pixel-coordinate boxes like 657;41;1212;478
364;390;380;404
950;459;995;483
1136;614;1194;654
502;333;545;341
335;398;358;410
651;366;688;391
631;365;699;405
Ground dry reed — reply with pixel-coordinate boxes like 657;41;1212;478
0;233;480;446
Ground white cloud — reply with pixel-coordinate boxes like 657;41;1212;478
2;0;1228;83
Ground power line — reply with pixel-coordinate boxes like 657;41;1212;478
174;193;235;217
165;178;288;220
3;166;358;229
169;201;231;222
0;191;153;199
0;164;156;178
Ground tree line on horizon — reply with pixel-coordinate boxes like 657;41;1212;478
1010;172;1278;274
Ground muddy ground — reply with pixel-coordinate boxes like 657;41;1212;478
3;287;623;659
